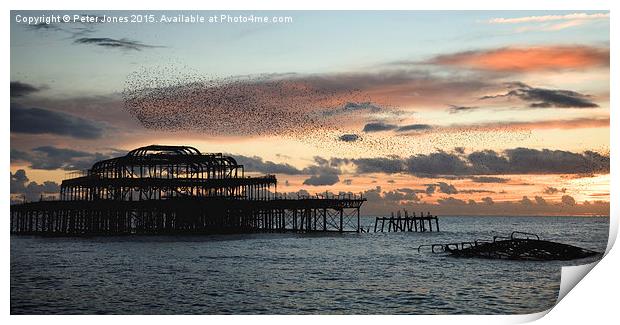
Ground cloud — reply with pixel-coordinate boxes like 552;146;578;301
501;148;609;174
15;94;138;131
363;122;398;132
338;134;360;142
23;15;167;55
431;197;607;216
448;105;478;113
424;182;493;196
481;197;494;205
480;82;599;108
534;196;547;205
459;189;495;194
74;37;161;51
10;169;29;192
346;147;608;176
362;122;433;133
454;147;466;154
562;195;576;206
302;174;339;186
301;163;341;186
11;105;104;139
321;102;384;118
24;14;105;38
302;173;340;186
488;13;609;32
520;196;533;205
22;14;165;54
352;157;406;174
28;22;63;31
11;146;124;171
342;102;382;112
469;176;509;183
281;187;425;215
312;156;329;166
358;117;602;139
437;182;458;194
425;182;469;195
437;197;467;205
11;81;41;98
488;13;609;24
283;187;607;216
544;186;567;194
10;169;60;202
406;152;471;176
355;186;423;213
428;46;609;72
22;146;92;170
231;155;302;175
396;124;433;132
397;188;426;195
383;188;420;202
450;117;609;131
466;150;511;174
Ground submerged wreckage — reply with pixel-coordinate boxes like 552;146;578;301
418;231;599;261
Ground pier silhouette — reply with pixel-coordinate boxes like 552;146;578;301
10;145;366;235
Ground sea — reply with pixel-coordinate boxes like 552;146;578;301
10;216;609;315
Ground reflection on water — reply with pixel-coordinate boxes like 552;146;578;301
11;216;608;314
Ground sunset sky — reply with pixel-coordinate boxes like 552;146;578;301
10;10;610;215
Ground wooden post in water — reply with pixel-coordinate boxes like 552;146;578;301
356;207;360;233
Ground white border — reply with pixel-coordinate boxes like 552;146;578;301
3;1;616;324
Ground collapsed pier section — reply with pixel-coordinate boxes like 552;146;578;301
374;210;440;232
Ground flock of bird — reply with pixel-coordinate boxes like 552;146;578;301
122;65;531;156
123;66;362;135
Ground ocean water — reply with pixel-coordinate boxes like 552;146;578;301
10;216;609;315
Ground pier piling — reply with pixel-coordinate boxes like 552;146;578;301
373;210;440;233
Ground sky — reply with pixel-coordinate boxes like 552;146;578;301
9;10;610;215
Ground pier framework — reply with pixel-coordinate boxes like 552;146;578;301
10;145;365;235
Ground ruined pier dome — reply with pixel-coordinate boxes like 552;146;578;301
61;144;276;201
90;145;243;179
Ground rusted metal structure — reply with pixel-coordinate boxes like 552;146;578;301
59;145;273;201
10;145;366;235
417;231;599;260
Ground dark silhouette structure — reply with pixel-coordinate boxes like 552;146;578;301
10;145;366;235
373;210;439;233
417;231;599;260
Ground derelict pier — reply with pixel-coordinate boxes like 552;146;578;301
10;145;366;235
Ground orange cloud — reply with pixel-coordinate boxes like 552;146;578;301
447;117;609;132
429;46;609;72
488;13;608;24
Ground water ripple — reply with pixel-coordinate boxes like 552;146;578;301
11;216;607;314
